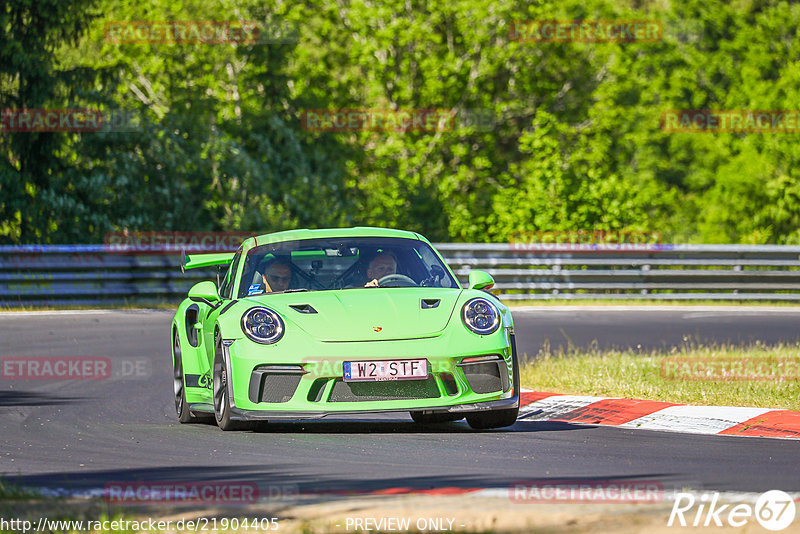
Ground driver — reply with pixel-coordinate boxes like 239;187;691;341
364;251;398;287
261;258;292;293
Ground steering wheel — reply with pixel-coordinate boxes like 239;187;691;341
377;273;417;287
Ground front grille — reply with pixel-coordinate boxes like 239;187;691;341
249;367;303;403
329;378;441;402
462;361;504;394
260;374;302;403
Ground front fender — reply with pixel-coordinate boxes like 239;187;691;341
172;298;213;402
214;299;255;342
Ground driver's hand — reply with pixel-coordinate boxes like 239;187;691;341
262;274;274;293
365;278;380;287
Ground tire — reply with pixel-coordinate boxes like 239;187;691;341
213;332;247;431
466;407;519;430
410;412;464;424
173;330;200;423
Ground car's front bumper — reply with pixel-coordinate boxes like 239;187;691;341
229;395;520;421
222;326;518;417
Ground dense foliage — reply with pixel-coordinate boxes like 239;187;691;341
2;0;800;244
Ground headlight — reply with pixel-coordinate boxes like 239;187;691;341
241;307;284;344
461;297;500;335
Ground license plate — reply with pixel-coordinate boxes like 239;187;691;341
343;359;428;382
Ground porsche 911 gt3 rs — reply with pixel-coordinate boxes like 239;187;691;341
171;227;519;430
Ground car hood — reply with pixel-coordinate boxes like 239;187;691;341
244;288;463;342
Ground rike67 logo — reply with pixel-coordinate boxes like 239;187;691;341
668;490;796;530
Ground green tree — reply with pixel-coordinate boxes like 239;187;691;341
0;0;100;242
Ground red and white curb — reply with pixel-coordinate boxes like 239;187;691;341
519;390;800;439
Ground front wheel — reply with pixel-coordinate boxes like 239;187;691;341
213;333;247;431
173;330;204;423
466;407;519;430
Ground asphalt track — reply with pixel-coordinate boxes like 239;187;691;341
1;307;799;498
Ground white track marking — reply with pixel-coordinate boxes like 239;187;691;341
620;405;773;435
467;487;800;504
518;395;609;420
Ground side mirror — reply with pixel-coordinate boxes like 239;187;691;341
188;281;221;305
468;270;495;290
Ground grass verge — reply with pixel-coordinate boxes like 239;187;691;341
520;341;800;410
0;479;41;500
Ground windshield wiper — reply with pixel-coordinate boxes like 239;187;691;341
281;288;310;293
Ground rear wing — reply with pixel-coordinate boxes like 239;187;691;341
181;252;235;273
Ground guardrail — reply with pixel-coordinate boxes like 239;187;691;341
1;243;800;306
438;243;800;300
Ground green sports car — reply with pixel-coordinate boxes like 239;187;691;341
171;227;519;430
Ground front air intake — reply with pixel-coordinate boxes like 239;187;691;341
458;356;507;394
248;365;306;403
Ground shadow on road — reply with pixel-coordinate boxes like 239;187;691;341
0;391;91;407
173;418;592;435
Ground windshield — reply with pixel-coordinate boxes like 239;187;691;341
237;237;459;298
